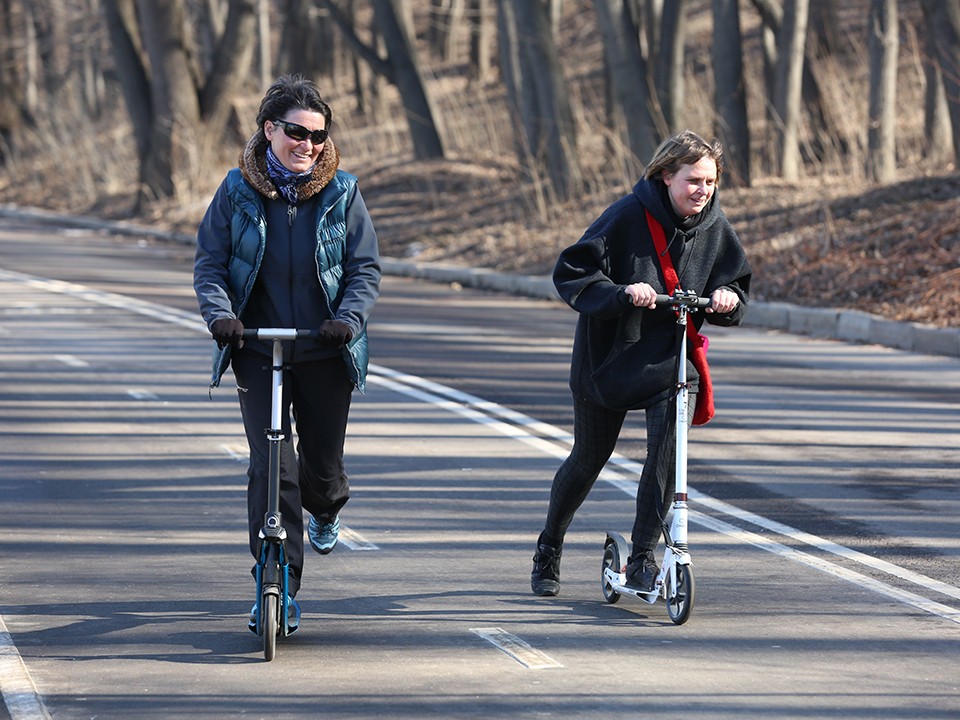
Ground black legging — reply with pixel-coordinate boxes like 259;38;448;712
541;392;693;556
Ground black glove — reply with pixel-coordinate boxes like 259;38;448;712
211;318;245;349
317;319;353;347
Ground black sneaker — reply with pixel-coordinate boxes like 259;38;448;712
624;553;660;592
531;542;562;596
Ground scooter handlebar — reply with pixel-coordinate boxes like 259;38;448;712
241;328;319;341
654;291;712;309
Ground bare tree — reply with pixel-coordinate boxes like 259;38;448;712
498;0;581;202
102;0;258;207
0;0;27;160
592;0;658;167
771;0;809;180
918;0;955;162
920;0;960;166
654;0;686;133
277;0;343;85
866;0;898;183
373;0;446;157
712;0;751;187
749;0;848;170
256;0;270;89
317;0;446;159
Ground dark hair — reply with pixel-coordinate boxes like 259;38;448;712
256;73;332;131
643;130;724;181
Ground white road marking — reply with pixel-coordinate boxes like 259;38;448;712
691;512;960;625
338;526;379;551
127;389;160;401
0;616;51;720
54;354;88;367
220;443;248;462
470;628;563;669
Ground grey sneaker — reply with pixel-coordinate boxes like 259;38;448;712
308;515;340;555
531;542;562;596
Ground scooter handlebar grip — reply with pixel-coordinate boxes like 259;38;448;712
655;293;713;309
240;328;313;341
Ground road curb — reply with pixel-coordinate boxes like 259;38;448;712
3;203;958;359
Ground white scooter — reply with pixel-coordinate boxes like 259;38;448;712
600;290;710;625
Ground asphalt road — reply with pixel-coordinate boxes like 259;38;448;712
1;218;959;719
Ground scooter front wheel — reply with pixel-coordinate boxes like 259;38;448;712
665;562;695;625
262;591;279;661
600;542;622;604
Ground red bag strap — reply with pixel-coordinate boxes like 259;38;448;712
646;210;714;424
646;209;699;341
645;209;680;295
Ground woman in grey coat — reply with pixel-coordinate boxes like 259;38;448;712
531;130;751;597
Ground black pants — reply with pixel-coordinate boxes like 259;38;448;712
540;392;694;557
232;349;353;597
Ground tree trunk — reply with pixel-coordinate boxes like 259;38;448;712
0;0;24;161
495;0;527;161
507;0;581;201
918;0;954;162
655;0;685;133
809;0;842;56
102;0;152;161
547;0;563;36
866;0;898;183
712;0;751;187
133;0;202;205
104;0;256;204
466;0;493;84
750;0;847;170
592;0;658;168
199;0;257;139
370;0;446;159
430;0;464;62
772;0;809;180
257;0;270;90
643;0;662;64
922;0;960;166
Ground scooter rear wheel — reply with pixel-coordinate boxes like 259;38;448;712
600;542;621;604
666;562;695;625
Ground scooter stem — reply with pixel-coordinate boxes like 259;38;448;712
266;337;285;520
672;306;690;548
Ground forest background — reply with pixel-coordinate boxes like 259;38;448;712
0;0;958;328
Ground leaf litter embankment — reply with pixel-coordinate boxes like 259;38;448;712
359;159;960;330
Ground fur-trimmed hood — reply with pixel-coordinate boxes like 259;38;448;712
237;129;341;201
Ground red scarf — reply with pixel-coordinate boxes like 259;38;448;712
645;210;714;425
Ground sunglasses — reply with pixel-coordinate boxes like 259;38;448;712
272;119;328;145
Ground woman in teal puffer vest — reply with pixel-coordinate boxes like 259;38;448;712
194;74;381;629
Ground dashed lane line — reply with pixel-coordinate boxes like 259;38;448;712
470;628;563;669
